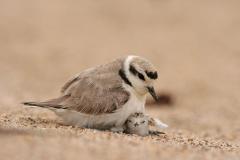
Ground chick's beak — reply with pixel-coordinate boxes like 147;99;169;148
147;86;158;101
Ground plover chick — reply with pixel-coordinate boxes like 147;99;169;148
125;112;168;136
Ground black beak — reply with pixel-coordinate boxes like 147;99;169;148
147;86;158;101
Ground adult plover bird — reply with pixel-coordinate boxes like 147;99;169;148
23;55;159;131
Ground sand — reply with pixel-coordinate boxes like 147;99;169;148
0;0;239;159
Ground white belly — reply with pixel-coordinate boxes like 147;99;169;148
55;93;146;129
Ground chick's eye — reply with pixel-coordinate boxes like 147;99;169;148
138;73;145;81
127;120;132;123
141;120;146;124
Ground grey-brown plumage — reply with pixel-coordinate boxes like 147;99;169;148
24;58;130;115
23;55;160;130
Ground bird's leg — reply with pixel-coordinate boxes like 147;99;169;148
149;130;165;136
147;117;168;136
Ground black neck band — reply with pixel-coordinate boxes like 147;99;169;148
119;69;132;86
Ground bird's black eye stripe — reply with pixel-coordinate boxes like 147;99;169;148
119;69;132;86
129;65;145;81
145;71;158;79
138;73;145;81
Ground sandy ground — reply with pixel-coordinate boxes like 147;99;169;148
0;0;240;160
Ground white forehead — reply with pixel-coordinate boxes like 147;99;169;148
124;55;156;73
124;55;138;71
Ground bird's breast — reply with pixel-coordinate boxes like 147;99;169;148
113;91;146;126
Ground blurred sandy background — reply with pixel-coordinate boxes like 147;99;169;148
0;0;239;160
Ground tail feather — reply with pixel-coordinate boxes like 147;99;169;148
22;101;64;109
22;94;70;110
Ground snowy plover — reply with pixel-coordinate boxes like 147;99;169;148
24;55;161;131
125;112;168;136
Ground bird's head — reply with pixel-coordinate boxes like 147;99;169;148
126;112;149;129
123;55;159;101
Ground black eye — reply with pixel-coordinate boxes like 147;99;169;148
138;73;145;81
141;120;146;124
145;71;158;79
130;65;145;81
127;120;132;123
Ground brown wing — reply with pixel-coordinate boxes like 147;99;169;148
61;75;80;94
59;58;130;115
